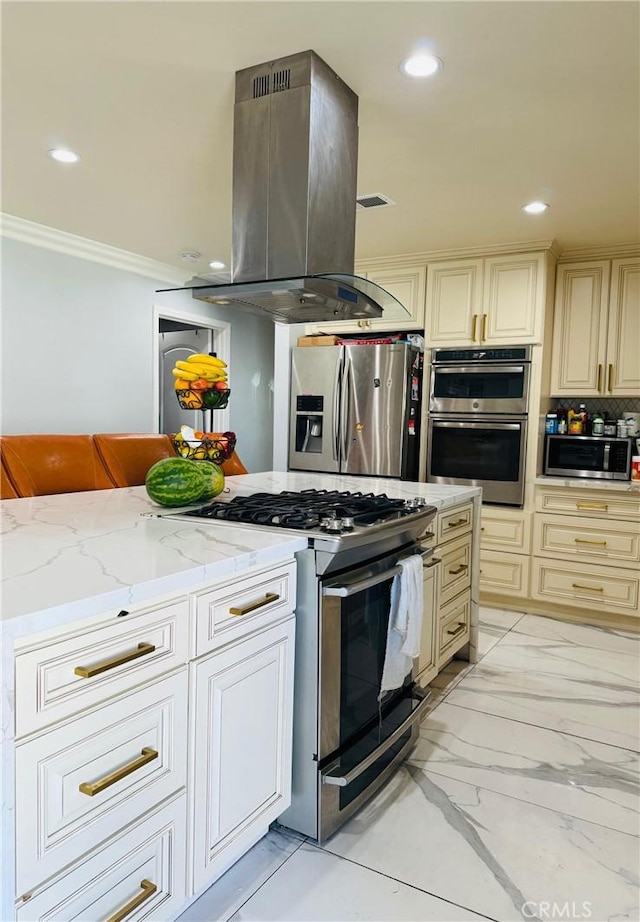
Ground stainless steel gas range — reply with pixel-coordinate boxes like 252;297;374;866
167;488;437;841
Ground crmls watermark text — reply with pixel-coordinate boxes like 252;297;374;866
522;901;593;920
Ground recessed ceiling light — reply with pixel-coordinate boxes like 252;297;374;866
400;53;442;78
208;260;226;270
48;148;80;164
522;201;549;215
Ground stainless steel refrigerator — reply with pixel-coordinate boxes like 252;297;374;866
289;343;422;479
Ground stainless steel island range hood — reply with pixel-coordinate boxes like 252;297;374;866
159;50;408;325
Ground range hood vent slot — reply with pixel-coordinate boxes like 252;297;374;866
252;73;270;98
273;68;291;92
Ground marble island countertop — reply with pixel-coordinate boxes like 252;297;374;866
1;473;480;635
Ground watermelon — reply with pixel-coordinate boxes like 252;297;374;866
145;457;207;507
191;460;225;501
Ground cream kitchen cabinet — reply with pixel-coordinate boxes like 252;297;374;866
479;507;531;600
433;502;473;668
426;252;548;346
416;548;438;683
550;257;640;397
305;264;426;334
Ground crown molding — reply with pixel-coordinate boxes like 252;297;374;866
0;213;187;285
355;238;562;271
557;242;640;262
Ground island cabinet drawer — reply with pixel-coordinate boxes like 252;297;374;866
437;503;473;545
15;597;189;738
438;591;471;667
15;670;188;894
535;488;640;522
438;533;472;606
17;795;187;922
480;510;531;554
480;549;530;597
534;514;640;565
193;560;296;657
531;558;640;616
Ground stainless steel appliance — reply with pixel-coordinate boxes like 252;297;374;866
289;343;422;480
544;434;633;480
158;51;410;326
164;488;437;841
427;346;532;507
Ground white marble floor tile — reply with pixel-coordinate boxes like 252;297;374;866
446;660;640;752
409;701;640;834
477;607;526;658
427;659;474;705
321;765;639;922
230;841;489;921
510;613;640;653
176;828;303;922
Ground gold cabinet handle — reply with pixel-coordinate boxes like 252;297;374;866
481;313;487;342
576;502;608;511
79;747;158;796
447;621;467;637
574;538;607;546
608;363;613;392
423;556;442;569
597;363;603;392
471;314;478;342
422;531;435;540
446;518;467;528
449;563;468;575
229;592;280;616
572;583;604;593
106;879;158;922
74;642;156;678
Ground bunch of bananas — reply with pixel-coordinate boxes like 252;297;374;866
172;354;229;392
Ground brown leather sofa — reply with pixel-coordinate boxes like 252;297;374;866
93;433;176;487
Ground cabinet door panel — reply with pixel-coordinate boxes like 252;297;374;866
426;260;483;346
483;254;543;343
607;259;640;395
417;558;438;681
550;262;610;396
191;618;295;895
365;265;426;330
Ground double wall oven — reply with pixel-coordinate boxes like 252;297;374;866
169;487;437;842
427;346;532;507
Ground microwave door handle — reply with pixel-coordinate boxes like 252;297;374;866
603;443;610;471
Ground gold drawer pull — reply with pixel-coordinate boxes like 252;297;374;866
447;621;467;637
79;747;158;796
449;563;468;575
597;363;603;392
574;538;607;546
576;502;608;511
572;583;604;593
471;314;478;342
74;642;156;678
422;531;435;540
608;363;613;392
446;518;467;528
481;313;487;342
423;556;442;569
230;592;280;616
106;879;158;922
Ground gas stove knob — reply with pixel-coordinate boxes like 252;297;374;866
404;497;426;509
340;517;355;531
323;519;344;534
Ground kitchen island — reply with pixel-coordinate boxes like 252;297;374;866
1;473;480;921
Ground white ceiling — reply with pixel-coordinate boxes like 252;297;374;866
2;1;639;276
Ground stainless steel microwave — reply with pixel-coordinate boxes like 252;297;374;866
544;435;632;481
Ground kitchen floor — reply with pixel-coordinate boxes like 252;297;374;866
178;609;640;922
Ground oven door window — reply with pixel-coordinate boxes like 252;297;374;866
432;367;525;400
431;422;523;482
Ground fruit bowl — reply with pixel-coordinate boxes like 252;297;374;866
172;433;236;463
175;388;230;410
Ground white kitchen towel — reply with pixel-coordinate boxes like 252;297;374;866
379;554;424;698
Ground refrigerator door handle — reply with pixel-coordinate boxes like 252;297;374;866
341;356;353;466
332;353;343;463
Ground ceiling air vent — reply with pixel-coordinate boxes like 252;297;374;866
356;193;396;210
252;73;270;98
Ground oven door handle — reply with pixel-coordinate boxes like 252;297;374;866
322;550;431;597
433;364;526;375
322;687;432;787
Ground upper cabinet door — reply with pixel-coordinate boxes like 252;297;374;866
606;259;640;396
550;261;610;396
426;259;484;346
482;253;545;344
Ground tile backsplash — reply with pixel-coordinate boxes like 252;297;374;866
551;397;640;418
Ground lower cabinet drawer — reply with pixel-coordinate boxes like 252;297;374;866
531;557;640;616
17;795;187;921
480;549;530;597
533;514;640;565
438;591;471;667
480;510;531;554
193;561;296;656
437;503;473;544
15;670;188;894
438;533;472;606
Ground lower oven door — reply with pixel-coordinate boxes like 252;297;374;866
427;415;527;507
317;550;432;841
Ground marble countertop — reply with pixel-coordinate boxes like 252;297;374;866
1;474;479;634
534;475;640;493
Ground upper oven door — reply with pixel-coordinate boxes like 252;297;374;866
429;362;530;415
